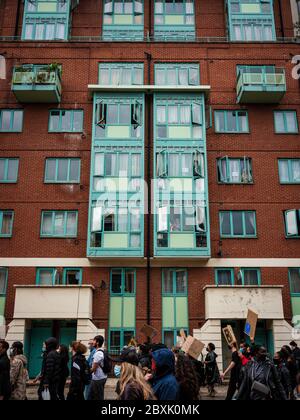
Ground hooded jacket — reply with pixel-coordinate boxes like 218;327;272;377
151;349;179;401
0;351;11;400
40;338;61;387
10;354;28;400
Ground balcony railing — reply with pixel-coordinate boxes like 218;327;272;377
236;66;286;104
12;64;62;103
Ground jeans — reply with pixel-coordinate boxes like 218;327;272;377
88;379;107;401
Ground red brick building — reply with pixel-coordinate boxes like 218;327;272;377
0;0;299;376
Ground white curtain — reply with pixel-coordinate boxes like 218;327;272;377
275;112;285;132
54;212;64;235
66;212;77;235
286;112;297;133
100;68;110;85
46;24;55;40
180;106;191;124
94;154;104;176
132;154;141;177
106;154;117;176
279;160;289;182
111;68;121;85
292;160;300;182
130;209;140;231
168;69;177;85
168;106;178;124
92;207;102;232
286;210;298;236
179;69;188;85
157;106;166;124
229;159;241;183
158;207;168;232
244;25;253;41
182;154;192;176
119;154;129;177
56;23;65;40
233;25;242;41
169;154;180;176
42;213;52;235
35;24;44;40
118;208;128;232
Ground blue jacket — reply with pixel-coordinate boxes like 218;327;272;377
152;348;179;401
87;348;96;368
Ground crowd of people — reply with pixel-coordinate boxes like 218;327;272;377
0;336;300;401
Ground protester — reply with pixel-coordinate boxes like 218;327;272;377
281;346;298;389
138;344;152;372
9;341;28;400
273;351;292;399
0;340;11;400
221;342;241;400
85;339;96;399
204;343;220;397
175;353;200;400
290;341;300;372
38;337;61;401
151;347;179;400
236;346;287;400
239;342;251;367
67;341;90;401
57;344;70;400
294;373;300;400
88;335;107;401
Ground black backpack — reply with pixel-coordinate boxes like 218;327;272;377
98;349;112;375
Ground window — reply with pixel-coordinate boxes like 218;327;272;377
0;110;23;132
41;210;78;237
0;268;8;296
99;63;144;86
36;268;57;285
154;0;195;38
284;210;300;238
218;157;253;184
111;268;135;295
278;159;300;184
289;268;300;295
238;268;261;286
109;330;135;354
49;110;84;133
215;269;234;286
220;211;257;238
95;98;143;140
162;269;187;295
156;99;203;140
274;111;298;134
155;63;199;86
63;268;82;285
0;159;19;183
45;158;81;183
214;110;249;133
23;0;70;41
0;211;14;237
103;0;144;40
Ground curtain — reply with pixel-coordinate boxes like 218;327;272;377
279;160;289;182
42;213;52;235
180;106;191;124
239;112;248;132
215;112;225;132
264;26;273;41
155;1;163;14
66;212;77;235
182;154;192;176
94;154;104;176
254;25;262;41
117;208;128;232
57;159;68;181
158;206;168;232
106;153;117;176
132;154;141;177
275;112;285;132
179;69;188;86
229;159;241;183
92;207;102;232
286;112;297;133
168;106;178;124
121;68;131;85
218;270;232;286
39;271;53;286
54;212;64;235
245;212;256;235
170;207;181;231
130;209;140;231
169;154;180;176
119;154;129;177
157;106;166;124
104;0;113;14
35;24;44;40
233;25;242;41
163;270;173;293
100;68;110;85
45;24;55;40
292;160;300;182
196;207;206;232
243;270;259;286
286;211;298;236
1;214;12;235
111;68;121;85
244;25;253;41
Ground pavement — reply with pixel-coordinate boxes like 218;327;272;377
26;378;228;400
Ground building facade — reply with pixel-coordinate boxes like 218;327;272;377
0;0;299;376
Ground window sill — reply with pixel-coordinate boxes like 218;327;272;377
220;236;258;239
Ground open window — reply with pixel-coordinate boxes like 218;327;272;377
218;156;228;183
157;150;168;177
285;210;299;237
104;0;113;14
95;101;107;128
195;206;206;233
92;207;102;233
158;206;168;232
193;151;205;178
241;157;253;183
192;102;202;125
134;0;143;15
131;100;142;128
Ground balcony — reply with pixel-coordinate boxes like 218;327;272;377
236;66;286;104
13;285;94;319
204;285;284;320
11;64;62;103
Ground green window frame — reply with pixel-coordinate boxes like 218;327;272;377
238;268;261;286
110;268;136;296
22;0;72;41
62;268;82;285
49;110;84;133
278;159;300;184
109;329;136;355
162;268;188;296
274;111;298;134
214;110;249;133
0;158;19;183
155;63;200;86
284;210;300;238
36;267;57;285
154;0;195;38
99;63;144;86
44;158;81;183
0;110;23;133
218;156;253;184
0;211;14;237
215;268;235;286
289;268;300;296
95;98;143;140
40;210;78;238
227;0;276;42
220;211;257;238
0;268;8;296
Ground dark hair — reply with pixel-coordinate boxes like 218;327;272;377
71;341;87;355
281;345;292;355
208;343;215;351
296;373;300;386
12;341;23;355
175;354;200;401
0;340;9;352
59;344;70;363
290;341;297;347
94;335;104;348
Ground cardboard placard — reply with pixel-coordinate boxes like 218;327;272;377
244;309;258;340
222;325;237;347
180;329;187;340
140;324;158;339
181;335;205;360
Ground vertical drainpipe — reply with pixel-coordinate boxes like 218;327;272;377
278;0;285;39
15;0;22;38
145;51;152;334
148;0;153;39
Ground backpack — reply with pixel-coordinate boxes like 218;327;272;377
98;349;112;375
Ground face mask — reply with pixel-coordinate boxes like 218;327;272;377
239;348;244;353
114;365;121;378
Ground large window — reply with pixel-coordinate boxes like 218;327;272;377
40;210;78;238
274;111;298;134
0;110;23;133
155;63;199;86
289;268;300;295
214;110;249;133
103;0;144;40
49;110;83;133
99;63;144;86
23;0;71;41
0;211;14;237
36;268;57;285
154;0;195;39
238;268;261;286
45;158;81;183
220;211;257;238
284;210;300;238
218;157;253;184
111;268;135;295
215;269;234;286
278;159;300;184
0;268;8;296
63;268;82;285
0;159;19;183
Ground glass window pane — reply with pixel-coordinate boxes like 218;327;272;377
170;207;181;232
119;154;129;177
57;160;68;181
66;212;77;236
220;212;231;235
46;160;56;181
65;270;81;285
0;160;5;180
163;270;173;293
169;154;180;177
111;270;122;294
215;112;225;132
7;160;18;181
227;112;237;132
69;160;80;182
39;270;53;285
1;111;11;131
275;112;285;132
176;271;187;293
117;208;128;231
107;105;118;124
179;68;188;85
50;111;60;131
110;331;121;352
182;154;192;176
290;269;300;294
42;213;52;235
73;111;83;132
164;331;174;349
56;23;65;40
61;111;72;131
123;331;134;347
119;105;131;124
0;270;7;295
168;106;178;124
95;154;104;176
279;161;289;183
243;270;259;286
1;213;12;235
286;112;298;133
130;209;140;231
217;270;232;285
238;112;248;132
292;160;300;182
131;154;141;177
45;24;55;40
232;212;244;235
157;106;166;124
13;111;23;131
106;154;117;176
229;159;241;183
245;212;256;236
54;212;65;235
124;270;134;293
100;68;110;85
